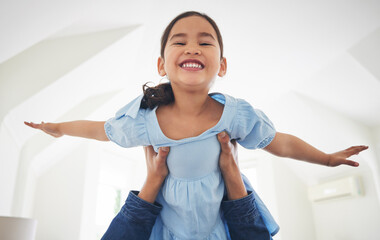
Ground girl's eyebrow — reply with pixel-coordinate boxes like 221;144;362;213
198;32;216;40
169;33;186;41
169;32;216;41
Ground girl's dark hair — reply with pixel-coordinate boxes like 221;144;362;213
141;11;224;109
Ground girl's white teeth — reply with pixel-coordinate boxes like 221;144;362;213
181;63;203;69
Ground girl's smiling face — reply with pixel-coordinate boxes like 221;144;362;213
158;16;226;92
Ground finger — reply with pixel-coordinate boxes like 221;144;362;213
230;139;238;153
24;121;42;129
143;145;155;159
217;132;232;153
229;139;238;163
344;159;360;167
143;146;148;158
346;145;369;156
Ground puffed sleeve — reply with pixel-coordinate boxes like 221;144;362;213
231;99;276;149
104;95;151;148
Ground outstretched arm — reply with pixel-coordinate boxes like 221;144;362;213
24;120;109;141
264;132;368;167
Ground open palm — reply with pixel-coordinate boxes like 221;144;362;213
328;145;368;167
24;121;63;138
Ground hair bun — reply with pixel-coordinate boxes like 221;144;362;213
141;82;175;109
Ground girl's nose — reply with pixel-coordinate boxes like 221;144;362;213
185;48;201;55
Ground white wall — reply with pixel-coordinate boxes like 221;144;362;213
312;168;380;240
263;92;380;239
78;143;101;240
32;144;88;240
372;126;380;173
272;158;316;240
240;150;316;240
240;152;281;238
0;122;21;215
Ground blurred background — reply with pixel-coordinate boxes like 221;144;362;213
1;0;380;239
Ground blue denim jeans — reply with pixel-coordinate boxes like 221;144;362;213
101;191;274;240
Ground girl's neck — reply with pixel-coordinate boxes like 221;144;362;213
171;88;211;117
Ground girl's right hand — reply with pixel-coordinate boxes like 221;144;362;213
24;121;63;138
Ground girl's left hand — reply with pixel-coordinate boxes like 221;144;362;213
327;145;369;167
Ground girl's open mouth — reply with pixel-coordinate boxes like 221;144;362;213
179;59;204;71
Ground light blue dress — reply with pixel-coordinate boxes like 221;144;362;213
104;93;279;240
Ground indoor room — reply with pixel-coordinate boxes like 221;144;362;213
1;1;380;239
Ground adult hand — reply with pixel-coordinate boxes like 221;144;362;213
217;132;238;173
143;146;170;181
138;146;170;203
217;132;248;200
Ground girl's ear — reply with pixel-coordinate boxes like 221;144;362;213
218;57;227;77
157;57;166;76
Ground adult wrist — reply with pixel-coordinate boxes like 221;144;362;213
146;175;166;187
221;165;247;200
220;159;239;176
138;176;165;203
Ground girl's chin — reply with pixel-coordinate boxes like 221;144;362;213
175;77;207;85
170;75;216;87
172;81;213;91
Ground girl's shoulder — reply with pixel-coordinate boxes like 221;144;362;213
209;92;252;110
115;94;148;119
105;94;150;148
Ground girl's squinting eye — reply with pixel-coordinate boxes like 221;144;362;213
174;42;185;45
200;43;212;46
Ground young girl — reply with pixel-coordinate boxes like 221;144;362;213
25;11;368;240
